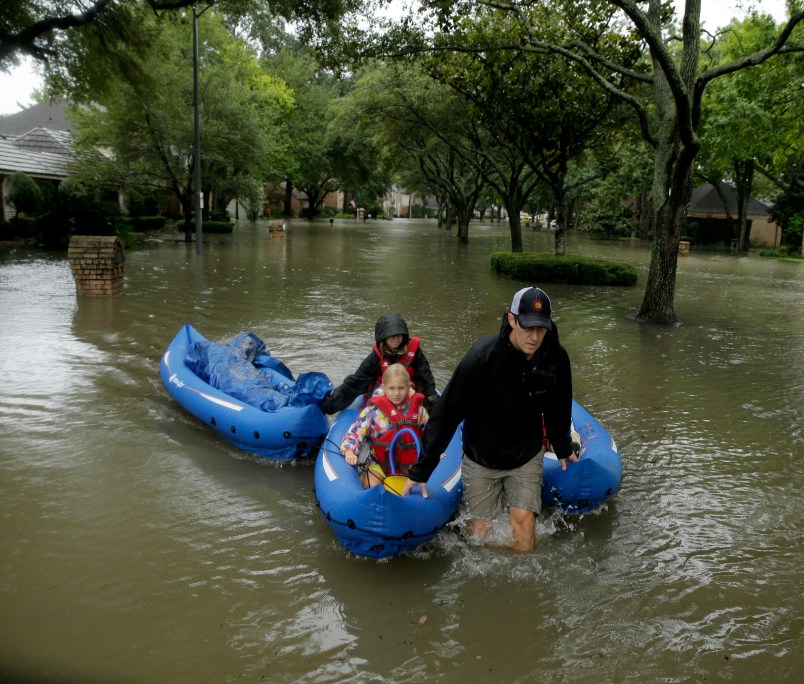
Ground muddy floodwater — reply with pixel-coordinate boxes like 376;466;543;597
1;218;802;682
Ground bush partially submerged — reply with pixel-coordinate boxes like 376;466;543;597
491;252;638;286
123;216;167;232
759;249;804;261
183;220;234;234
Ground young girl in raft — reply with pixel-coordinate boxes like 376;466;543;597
340;364;429;489
318;312;438;415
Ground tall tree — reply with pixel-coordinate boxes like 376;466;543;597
339;60;487;240
67;9;292;237
698;12;804;250
421;4;634;254
393;0;803;323
0;0;365;67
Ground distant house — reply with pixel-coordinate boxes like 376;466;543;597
688;181;781;249
0;99;76;222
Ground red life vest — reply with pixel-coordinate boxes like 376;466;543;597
368;392;425;472
373;336;421;389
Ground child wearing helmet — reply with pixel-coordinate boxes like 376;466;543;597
318;312;437;415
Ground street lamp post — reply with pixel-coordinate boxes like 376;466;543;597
192;4;212;256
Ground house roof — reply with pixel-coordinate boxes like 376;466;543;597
689;181;771;216
0;132;73;180
11;127;73;155
0;98;77;180
0;97;75;135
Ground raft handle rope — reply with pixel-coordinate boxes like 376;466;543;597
387;427;422;476
315;431;448;544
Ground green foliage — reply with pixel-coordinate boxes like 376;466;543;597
65;7;293;233
6;172;44;216
758;249;804;261
699;13;803;176
320;206;338;218
182;220;234;234
231;175;264;224
581;204;635;239
490;251;638;287
123;216;167;232
26;177;132;250
770;162;804;251
125;188;167;217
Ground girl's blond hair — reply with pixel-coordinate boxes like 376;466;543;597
382;363;411;386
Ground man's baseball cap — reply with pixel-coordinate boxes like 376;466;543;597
510;287;553;329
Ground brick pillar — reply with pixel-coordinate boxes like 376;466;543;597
67;235;125;296
268;219;285;238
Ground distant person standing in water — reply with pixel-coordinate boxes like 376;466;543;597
401;287;578;551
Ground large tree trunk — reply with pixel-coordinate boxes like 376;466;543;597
636;0;701;324
553;188;567;256
456;207;472;242
637;137;694;324
503;200;524;252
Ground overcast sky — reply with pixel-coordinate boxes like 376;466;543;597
0;0;791;116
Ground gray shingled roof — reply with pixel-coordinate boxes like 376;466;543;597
689;182;771;216
0;97;75;135
0;132;73;179
12;127;73;155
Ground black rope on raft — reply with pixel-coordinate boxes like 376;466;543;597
312;492;450;544
313;491;427;542
281;430;328;443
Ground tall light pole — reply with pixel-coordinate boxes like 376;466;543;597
192;4;212;256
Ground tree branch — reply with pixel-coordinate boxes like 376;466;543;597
0;0;203;64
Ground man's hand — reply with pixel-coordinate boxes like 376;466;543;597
560;451;580;471
400;478;428;499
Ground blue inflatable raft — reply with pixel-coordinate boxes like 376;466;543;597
314;400;463;559
160;324;331;461
542;401;622;514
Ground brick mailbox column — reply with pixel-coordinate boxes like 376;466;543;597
67;235;126;296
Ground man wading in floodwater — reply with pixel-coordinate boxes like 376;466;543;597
401;287;578;551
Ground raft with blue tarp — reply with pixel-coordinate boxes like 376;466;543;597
160;324;331;461
542;401;622;514
314;399;463;559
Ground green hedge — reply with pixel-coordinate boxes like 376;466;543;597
182;220;234;234
123;216;167;232
490;252;638;286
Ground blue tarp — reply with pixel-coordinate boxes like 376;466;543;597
185;332;333;412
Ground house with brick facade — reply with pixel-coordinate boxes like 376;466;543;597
688;181;781;249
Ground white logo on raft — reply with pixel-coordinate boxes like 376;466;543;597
169;373;185;389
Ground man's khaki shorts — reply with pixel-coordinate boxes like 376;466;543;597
461;451;545;518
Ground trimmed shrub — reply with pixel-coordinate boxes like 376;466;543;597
183;220;234;234
7;172;43;216
490;252;638;286
124;216;167;232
